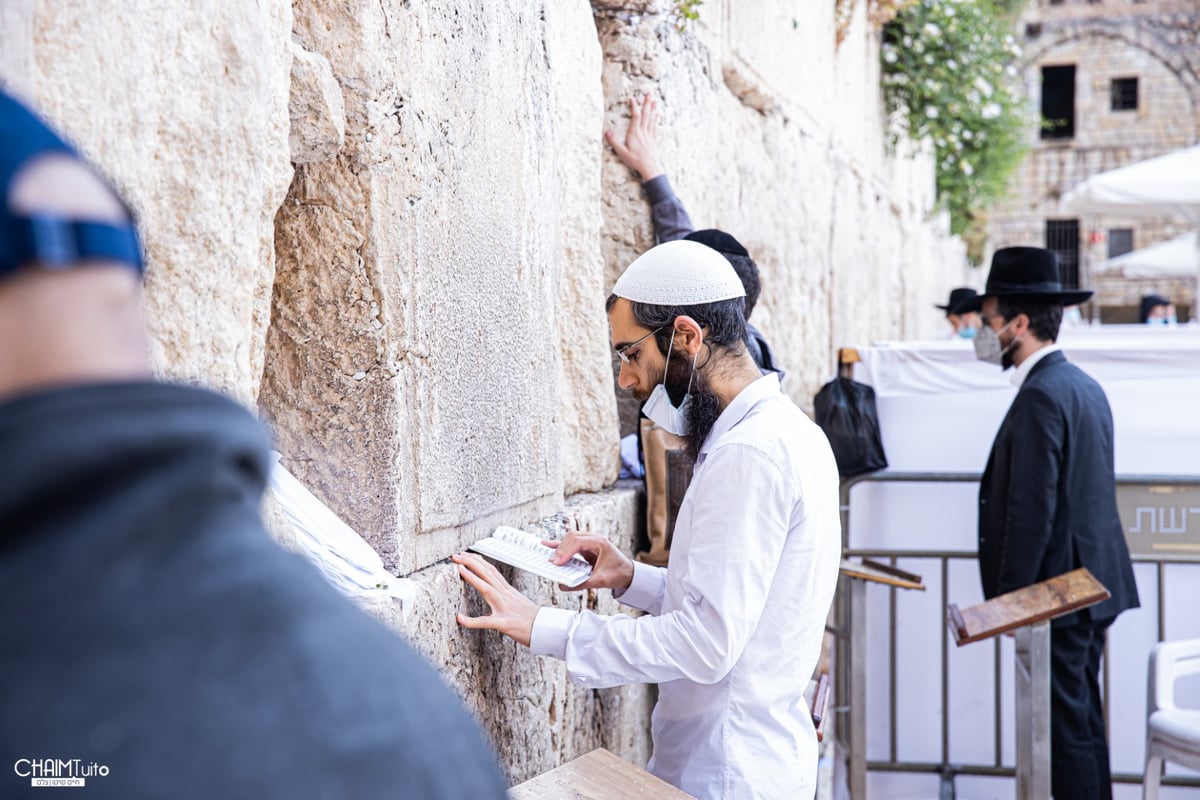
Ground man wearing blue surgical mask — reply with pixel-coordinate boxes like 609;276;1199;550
452;240;842;800
936;287;982;340
959;247;1139;800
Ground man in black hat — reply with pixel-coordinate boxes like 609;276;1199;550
0;90;507;799
605;94;780;375
936;287;982;339
958;246;1139;800
1139;293;1174;325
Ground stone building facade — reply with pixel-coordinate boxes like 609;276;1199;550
988;0;1200;321
1;0;967;786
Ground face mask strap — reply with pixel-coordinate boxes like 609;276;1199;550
686;345;700;395
661;328;676;388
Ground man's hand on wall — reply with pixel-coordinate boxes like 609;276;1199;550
453;552;539;647
605;94;665;182
543;530;635;594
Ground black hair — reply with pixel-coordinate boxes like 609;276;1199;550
996;297;1063;343
606;294;747;356
725;254;761;319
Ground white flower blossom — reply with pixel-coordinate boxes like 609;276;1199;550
960;161;974;176
981;102;1002;120
927;106;939;119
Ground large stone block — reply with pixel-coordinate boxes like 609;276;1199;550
3;0;295;404
288;42;346;164
263;1;616;574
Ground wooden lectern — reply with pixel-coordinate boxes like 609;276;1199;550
947;567;1110;800
840;558;926;800
508;748;694;799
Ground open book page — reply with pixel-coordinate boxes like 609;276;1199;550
469;526;593;588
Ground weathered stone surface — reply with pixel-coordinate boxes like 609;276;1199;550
547;1;624;495
0;2;33;97
263;1;620;576
3;1;295;405
288;41;346;164
398;487;652;784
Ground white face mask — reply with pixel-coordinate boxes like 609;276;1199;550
973;319;1018;367
642;330;698;436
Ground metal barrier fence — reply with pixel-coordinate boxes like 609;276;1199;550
833;470;1200;799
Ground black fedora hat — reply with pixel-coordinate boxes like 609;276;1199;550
956;247;1092;313
935;287;978;314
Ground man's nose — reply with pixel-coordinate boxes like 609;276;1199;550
617;361;637;391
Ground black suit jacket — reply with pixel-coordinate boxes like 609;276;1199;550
978;350;1139;625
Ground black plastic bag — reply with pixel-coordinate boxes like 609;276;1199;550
813;377;888;477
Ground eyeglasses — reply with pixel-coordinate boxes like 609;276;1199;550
615;326;666;365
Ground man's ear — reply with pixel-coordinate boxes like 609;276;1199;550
672;315;704;356
1011;312;1031;335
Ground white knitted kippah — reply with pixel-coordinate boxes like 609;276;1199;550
611;239;746;306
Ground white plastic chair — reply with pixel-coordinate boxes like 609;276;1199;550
1144;637;1200;799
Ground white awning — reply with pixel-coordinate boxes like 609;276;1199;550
1061;145;1200;223
1092;232;1200;280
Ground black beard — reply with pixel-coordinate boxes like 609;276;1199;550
1000;335;1019;370
683;369;723;460
662;348;693;406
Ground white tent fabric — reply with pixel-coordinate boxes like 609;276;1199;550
1061;144;1200;223
1093;232;1199;279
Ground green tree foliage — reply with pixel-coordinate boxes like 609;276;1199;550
673;0;703;30
882;0;1029;246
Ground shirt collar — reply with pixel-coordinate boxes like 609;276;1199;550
1010;343;1060;387
699;373;782;455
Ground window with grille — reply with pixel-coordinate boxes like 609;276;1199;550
1046;220;1081;289
1108;228;1133;258
1041;66;1076;139
1111;78;1138;111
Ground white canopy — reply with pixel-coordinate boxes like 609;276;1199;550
1092;231;1200;279
1061;144;1200;223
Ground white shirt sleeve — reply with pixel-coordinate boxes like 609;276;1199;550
613;560;666;614
531;444;795;689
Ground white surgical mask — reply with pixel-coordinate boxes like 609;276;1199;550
974;319;1018;367
642;330;698;436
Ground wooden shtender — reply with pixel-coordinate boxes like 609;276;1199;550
947;567;1110;646
508;748;695;800
840;558;926;591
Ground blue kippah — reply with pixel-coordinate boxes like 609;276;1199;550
0;91;143;278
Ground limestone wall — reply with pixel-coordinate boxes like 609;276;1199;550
2;0;968;786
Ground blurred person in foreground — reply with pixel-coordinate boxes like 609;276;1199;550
0;90;506;800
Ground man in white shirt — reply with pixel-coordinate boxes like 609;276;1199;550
453;240;842;800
